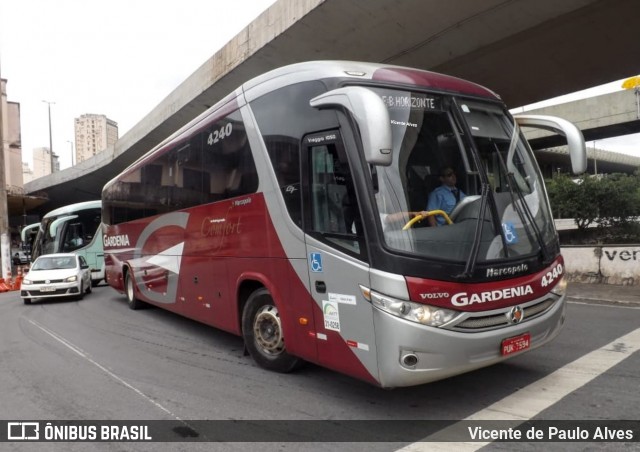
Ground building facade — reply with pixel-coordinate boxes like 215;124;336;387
32;147;59;179
22;162;33;184
74;114;118;164
1;78;24;193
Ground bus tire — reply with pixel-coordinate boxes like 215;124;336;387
125;271;143;310
242;288;301;373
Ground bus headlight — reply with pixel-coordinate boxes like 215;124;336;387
550;275;568;297
370;290;457;327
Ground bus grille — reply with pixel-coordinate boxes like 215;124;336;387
449;297;557;332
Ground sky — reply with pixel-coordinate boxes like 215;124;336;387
0;0;277;169
1;0;639;172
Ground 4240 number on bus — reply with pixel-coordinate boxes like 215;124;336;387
540;263;563;288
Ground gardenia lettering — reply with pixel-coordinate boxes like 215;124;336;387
104;234;131;247
451;285;533;307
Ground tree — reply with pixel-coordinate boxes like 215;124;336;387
546;174;599;230
595;173;640;228
546;171;640;232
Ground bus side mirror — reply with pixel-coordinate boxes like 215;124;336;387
515;114;587;175
310;87;393;166
48;215;78;239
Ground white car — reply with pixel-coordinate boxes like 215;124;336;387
21;253;92;305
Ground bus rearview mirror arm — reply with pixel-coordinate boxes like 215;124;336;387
515;114;587;175
310;87;393;166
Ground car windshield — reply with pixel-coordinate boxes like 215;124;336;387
370;88;555;265
32;256;77;271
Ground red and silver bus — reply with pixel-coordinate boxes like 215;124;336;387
102;61;586;388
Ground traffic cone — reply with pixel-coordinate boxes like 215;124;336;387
0;279;9;292
13;267;23;290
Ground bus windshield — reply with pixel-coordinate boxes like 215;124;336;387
31;205;102;260
371;88;555;265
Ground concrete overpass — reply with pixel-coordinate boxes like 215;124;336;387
521;88;640;175
23;0;640;216
523;89;640;148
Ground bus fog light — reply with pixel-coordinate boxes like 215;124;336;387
402;353;419;367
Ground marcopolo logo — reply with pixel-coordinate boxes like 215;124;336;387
486;263;528;278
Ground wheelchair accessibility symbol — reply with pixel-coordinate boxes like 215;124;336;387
502;222;519;245
309;252;323;272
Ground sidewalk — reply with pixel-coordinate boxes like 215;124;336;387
567;282;640;306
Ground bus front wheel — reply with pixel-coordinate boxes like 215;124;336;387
125;272;143;310
242;288;301;373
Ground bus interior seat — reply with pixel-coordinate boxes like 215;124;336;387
226;168;243;196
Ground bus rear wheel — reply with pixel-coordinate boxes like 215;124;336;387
125;272;143;310
242;288;301;373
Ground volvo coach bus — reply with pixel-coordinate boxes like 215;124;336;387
31;200;105;286
102;61;586;388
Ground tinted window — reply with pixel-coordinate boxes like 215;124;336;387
103;108;258;225
303;132;365;259
251;81;338;227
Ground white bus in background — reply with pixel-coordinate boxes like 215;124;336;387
30;200;105;286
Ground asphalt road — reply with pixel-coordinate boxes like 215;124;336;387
0;284;638;451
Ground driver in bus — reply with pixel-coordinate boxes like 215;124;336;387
380;166;465;230
425;166;465;226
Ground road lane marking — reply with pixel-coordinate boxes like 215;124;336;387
398;327;640;451
569;300;640;309
28;319;185;422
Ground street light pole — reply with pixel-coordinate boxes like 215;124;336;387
67;140;74;167
0;56;11;280
42;100;55;174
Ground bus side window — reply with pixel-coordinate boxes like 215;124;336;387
63;223;85;252
203;111;258;200
306;138;364;258
310;145;350;234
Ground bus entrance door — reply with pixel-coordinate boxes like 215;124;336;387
302;131;380;384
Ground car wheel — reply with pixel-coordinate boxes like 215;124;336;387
86;281;92;294
23;298;31;305
78;282;85;300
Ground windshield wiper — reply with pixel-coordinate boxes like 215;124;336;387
455;183;491;279
494;143;553;265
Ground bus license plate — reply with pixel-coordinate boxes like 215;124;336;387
501;333;530;356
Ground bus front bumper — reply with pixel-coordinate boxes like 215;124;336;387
372;295;566;388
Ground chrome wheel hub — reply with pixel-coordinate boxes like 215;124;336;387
253;305;284;356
